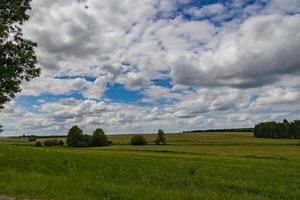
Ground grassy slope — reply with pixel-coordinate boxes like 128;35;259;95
0;132;299;200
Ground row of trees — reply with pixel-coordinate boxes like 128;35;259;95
67;126;110;147
183;128;253;133
254;119;300;139
67;126;167;147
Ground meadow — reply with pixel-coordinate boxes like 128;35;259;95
0;132;299;200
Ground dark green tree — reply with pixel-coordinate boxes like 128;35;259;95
92;128;108;147
156;129;166;145
66;126;84;147
0;124;3;133
0;0;40;110
131;135;147;145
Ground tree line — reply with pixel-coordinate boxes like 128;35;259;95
66;126;166;147
183;128;253;133
254;119;300;139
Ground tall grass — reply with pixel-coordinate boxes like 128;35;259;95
0;133;299;199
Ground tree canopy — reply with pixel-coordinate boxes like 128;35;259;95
92;128;109;146
0;0;40;109
156;129;166;145
254;119;300;139
66;126;84;147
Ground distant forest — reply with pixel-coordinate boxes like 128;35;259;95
254;119;300;139
183;128;254;133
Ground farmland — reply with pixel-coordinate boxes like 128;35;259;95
0;132;299;200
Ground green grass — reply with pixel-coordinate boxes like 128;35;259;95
0;132;300;200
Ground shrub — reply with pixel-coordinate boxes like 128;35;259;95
156;129;166;145
35;141;42;147
43;139;54;146
67;126;84;147
28;135;37;141
92;128;108;146
58;140;64;146
43;139;65;147
131;135;147;145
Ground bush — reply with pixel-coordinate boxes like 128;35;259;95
43;139;54;146
35;141;42;147
43;139;65;147
67;126;84;147
28;135;37;141
92;128;108;147
131;135;147;145
58;140;64;146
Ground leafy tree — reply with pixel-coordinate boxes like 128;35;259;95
0;124;3;134
0;0;40;110
92;128;108;146
156;129;166;145
66;126;84;147
131;135;147;145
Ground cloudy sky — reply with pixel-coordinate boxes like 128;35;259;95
1;0;300;136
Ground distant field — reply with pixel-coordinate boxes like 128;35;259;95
0;132;299;200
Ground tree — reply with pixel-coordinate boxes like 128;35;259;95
92;128;108;147
0;124;3;134
131;135;147;145
0;0;40;110
156;129;166;145
66;126;84;147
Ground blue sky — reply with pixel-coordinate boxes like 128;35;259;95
1;0;300;136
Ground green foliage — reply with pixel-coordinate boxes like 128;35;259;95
254;119;300;139
35;141;42;147
66;126;109;147
0;124;3;133
43;139;64;146
43;139;55;146
131;135;147;145
58;140;64;146
28;135;37;141
0;0;40;109
92;128;109;146
66;126;84;147
156;129;166;145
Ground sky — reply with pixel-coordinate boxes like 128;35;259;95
1;0;300;136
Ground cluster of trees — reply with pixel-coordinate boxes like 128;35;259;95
254;119;300;139
66;126;110;147
31;127;167;148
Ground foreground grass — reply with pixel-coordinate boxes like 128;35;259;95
0;133;299;199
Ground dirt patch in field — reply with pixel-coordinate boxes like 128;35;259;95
0;196;38;200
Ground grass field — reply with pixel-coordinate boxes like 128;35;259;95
0;132;299;200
